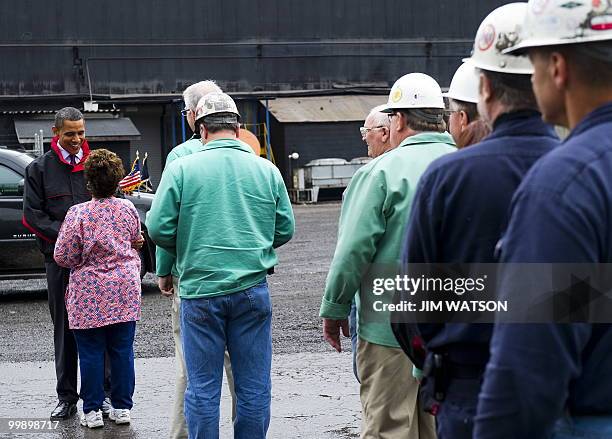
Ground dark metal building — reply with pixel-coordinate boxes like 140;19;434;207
0;0;511;185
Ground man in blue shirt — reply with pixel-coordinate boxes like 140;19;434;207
394;4;559;438
474;1;612;438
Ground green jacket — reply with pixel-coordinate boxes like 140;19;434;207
155;137;204;277
319;132;456;347
146;138;295;299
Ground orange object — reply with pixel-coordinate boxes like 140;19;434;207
238;128;261;156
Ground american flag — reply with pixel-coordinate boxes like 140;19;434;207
139;152;154;192
119;153;142;193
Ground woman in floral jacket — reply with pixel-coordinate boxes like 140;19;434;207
54;149;141;429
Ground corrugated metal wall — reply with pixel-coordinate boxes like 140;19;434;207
0;0;511;97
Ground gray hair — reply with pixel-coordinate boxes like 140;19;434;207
480;70;537;112
183;80;222;111
366;104;391;128
54;107;83;129
449;98;479;123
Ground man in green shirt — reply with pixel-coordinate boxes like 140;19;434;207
155;80;240;439
320;73;455;439
147;92;294;439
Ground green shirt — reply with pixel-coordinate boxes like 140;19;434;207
146;138;295;299
319;132;456;347
155;137;204;277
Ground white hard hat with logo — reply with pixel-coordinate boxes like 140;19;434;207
443;63;480;104
195;92;241;123
382;72;445;112
463;2;534;74
504;0;612;55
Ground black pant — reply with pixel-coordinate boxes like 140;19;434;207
45;261;112;403
45;261;79;403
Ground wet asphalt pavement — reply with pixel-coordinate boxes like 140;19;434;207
0;203;362;438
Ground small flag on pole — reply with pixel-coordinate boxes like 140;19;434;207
140;152;154;192
119;151;142;193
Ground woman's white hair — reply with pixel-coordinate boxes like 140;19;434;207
183;80;222;111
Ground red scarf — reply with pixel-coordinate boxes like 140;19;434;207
50;136;90;173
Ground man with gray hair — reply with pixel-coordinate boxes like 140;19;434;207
348;104;395;383
321;73;454;438
154;80;236;439
361;104;393;159
147;91;294;438
22;107;91;420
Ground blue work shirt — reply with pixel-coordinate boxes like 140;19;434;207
474;103;612;438
402;111;559;362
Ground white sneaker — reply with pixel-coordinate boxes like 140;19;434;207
109;408;131;425
80;410;104;428
101;398;112;418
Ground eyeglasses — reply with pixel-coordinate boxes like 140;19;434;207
359;126;385;136
181;108;191;116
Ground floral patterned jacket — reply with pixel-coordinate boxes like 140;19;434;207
54;197;141;329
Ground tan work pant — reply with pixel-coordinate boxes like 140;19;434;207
357;338;436;439
170;280;236;439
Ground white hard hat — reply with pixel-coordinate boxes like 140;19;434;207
382;73;445;112
194;92;240;122
443;63;480;104
504;0;612;55
464;3;534;74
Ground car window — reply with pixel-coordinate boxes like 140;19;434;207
0;165;23;196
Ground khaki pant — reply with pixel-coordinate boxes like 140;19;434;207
170;281;236;439
357;338;436;439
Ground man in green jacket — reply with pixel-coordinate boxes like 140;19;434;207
155;80;239;439
147;91;294;439
320;73;455;439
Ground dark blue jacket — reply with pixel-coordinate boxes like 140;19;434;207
474;103;612;438
402;111;559;361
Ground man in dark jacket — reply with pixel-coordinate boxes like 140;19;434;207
23;108;142;420
392;4;560;438
23;107;90;420
474;1;612;437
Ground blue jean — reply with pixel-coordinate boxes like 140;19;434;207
553;416;612;438
73;321;136;413
181;280;272;439
436;378;481;439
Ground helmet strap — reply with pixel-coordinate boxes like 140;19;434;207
410;108;445;124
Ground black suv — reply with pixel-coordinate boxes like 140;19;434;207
0;148;156;279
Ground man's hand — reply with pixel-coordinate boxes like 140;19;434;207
158;275;174;297
322;318;350;353
131;233;145;250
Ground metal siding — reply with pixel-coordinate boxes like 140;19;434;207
0;1;511;41
14;117;140;143
264;95;387;123
0;0;511;97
